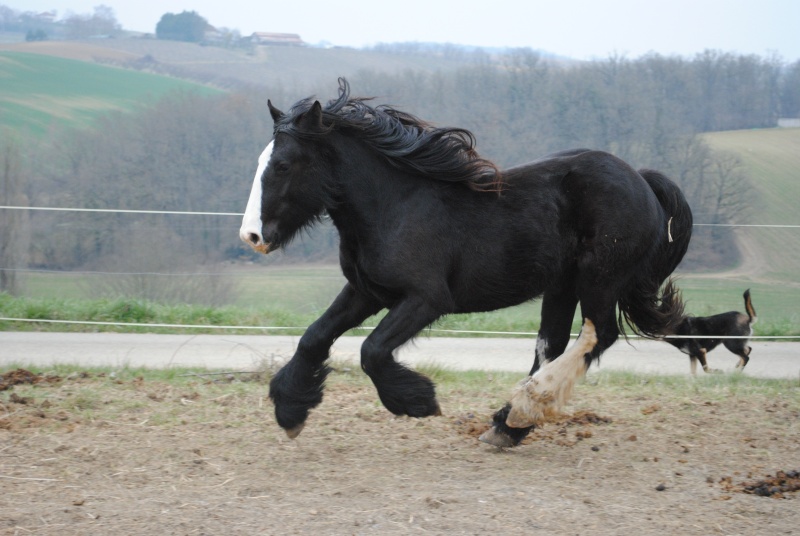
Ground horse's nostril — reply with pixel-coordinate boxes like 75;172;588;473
247;233;261;245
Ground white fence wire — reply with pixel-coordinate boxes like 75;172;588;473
1;205;798;339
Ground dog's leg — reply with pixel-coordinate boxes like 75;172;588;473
698;348;722;374
735;346;751;370
724;333;752;372
698;348;710;373
697;348;710;374
697;348;722;374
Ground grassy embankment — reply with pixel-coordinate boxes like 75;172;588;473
2;263;797;336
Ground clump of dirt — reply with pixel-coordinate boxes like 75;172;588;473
9;392;33;405
736;470;800;498
451;412;490;438
720;470;800;498
0;368;61;391
567;409;613;426
451;409;611;445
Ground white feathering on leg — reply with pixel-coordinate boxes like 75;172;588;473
506;320;598;428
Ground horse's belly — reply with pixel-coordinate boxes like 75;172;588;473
451;277;544;314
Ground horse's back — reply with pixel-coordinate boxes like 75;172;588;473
509;150;664;230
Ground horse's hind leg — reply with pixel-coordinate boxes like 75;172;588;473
504;319;600;429
481;323;601;448
481;288;619;448
531;286;580;375
506;296;619;428
480;287;578;447
269;284;382;438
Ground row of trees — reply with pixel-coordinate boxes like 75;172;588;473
2;49;798;298
1;4;228;45
355;48;799;149
0;4;122;40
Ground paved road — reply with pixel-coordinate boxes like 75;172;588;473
1;331;798;379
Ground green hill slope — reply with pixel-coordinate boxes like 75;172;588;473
703;128;800;281
0;39;501;94
662;128;800;330
0;51;221;136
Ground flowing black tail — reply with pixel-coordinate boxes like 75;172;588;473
618;169;693;338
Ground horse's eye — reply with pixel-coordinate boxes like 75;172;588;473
273;161;291;174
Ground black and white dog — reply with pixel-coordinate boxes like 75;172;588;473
665;289;758;374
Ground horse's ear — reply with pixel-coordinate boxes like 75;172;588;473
296;100;324;130
268;100;284;123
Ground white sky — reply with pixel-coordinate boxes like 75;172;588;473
9;0;800;62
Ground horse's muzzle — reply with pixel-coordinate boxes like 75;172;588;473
250;240;272;254
239;229;272;254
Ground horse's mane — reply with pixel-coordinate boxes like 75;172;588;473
274;78;502;192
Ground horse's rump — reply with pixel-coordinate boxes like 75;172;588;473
616;169;693;338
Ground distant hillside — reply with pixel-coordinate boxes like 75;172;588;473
0;50;221;136
703;127;800;282
0;39;502;92
4;39;796;284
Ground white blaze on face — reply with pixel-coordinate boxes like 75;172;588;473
239;141;273;252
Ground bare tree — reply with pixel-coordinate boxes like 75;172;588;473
64;4;121;38
0;135;29;294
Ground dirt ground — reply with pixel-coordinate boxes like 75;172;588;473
1;367;798;535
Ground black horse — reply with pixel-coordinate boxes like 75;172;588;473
240;79;693;447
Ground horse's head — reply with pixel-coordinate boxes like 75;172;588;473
239;100;331;254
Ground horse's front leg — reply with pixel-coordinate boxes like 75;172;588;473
360;295;446;418
269;284;382;438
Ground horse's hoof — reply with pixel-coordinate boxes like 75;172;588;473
285;422;305;439
478;427;516;448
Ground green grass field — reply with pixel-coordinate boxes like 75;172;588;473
0;51;221;136
4;263;797;336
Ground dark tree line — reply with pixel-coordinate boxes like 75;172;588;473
4;49;799;295
155;11;211;43
351;49;795;157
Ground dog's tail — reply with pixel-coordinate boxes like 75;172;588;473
743;289;757;325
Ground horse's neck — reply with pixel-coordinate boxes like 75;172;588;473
325;138;418;240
